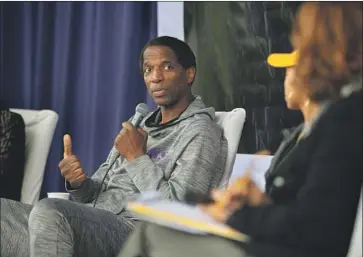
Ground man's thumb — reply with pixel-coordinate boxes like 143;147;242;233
63;134;73;158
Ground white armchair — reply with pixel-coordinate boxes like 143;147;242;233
347;188;362;257
10;109;59;205
215;108;246;188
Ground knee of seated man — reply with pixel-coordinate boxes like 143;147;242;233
29;198;69;226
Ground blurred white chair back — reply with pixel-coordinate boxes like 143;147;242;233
10;109;58;205
215;108;246;188
347;188;362;257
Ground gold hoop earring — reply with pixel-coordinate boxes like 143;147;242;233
304;100;310;107
286;92;294;100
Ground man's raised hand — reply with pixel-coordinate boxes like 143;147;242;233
58;134;87;188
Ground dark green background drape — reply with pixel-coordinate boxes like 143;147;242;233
184;2;302;153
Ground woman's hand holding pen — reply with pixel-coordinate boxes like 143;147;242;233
199;150;272;223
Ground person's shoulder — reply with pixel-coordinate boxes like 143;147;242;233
315;92;362;147
8;111;25;127
330;91;361;113
182;113;223;136
0;110;24;134
0;110;25;130
0;110;12;124
324;91;362;124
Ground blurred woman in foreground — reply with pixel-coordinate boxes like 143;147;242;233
119;2;362;257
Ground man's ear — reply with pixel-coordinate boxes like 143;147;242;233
186;67;196;85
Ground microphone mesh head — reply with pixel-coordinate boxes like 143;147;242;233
135;103;149;116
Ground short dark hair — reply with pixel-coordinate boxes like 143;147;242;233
139;36;196;74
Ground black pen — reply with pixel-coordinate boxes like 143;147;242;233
184;191;215;205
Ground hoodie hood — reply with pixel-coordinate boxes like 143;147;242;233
142;96;215;132
177;95;215;121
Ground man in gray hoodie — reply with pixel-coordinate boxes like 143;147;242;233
0;36;228;257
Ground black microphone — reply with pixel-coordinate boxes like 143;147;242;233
93;103;149;207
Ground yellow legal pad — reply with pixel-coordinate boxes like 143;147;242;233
128;201;250;243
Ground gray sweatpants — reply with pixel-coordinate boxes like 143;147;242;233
0;198;134;257
118;222;248;257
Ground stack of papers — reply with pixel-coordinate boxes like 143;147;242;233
127;192;250;242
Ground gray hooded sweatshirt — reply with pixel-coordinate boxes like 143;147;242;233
67;96;228;215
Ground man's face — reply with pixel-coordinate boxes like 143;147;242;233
142;46;194;107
